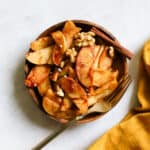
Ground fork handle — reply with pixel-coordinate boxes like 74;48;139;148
32;118;77;150
32;125;69;150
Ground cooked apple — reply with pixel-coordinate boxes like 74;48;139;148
59;65;75;78
76;46;95;87
63;21;81;36
30;36;52;51
52;45;63;65
58;77;87;100
25;46;53;65
55;110;76;120
93;69;118;87
42;89;75;119
37;77;51;96
88;45;102;84
92;45;104;69
88;78;118;106
73;99;88;115
94;78;118;95
88;45;116;87
42;97;60;116
63;20;81;49
91;45;113;74
25;66;50;87
87;96;97;107
45;88;55;97
51;31;66;53
98;46;113;70
63;34;73;50
60;97;72;111
45;88;62;103
42;88;62;115
88;87;95;96
76;45;104;87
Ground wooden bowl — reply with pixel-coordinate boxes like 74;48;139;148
24;20;128;124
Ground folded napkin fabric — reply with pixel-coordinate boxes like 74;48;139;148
88;41;150;150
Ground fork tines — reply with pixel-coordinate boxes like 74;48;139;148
105;74;132;107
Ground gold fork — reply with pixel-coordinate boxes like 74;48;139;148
87;74;131;113
32;74;131;150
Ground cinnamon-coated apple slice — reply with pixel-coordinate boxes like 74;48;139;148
30;36;52;51
52;45;63;65
91;45;113;72
26;46;53;65
88;45;103;84
51;21;81;53
98;46;113;70
93;69;118;87
76;46;95;87
37;77;51;96
88;78;118;106
58;77;87;100
43;97;60;116
60;97;72;111
24;66;50;87
63;20;81;37
73;98;88;115
63;21;81;49
42;89;61;116
43;90;75;120
92;45;104;69
51;31;66;53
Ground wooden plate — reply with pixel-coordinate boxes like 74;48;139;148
24;20;128;124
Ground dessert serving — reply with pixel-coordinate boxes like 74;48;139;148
24;20;130;123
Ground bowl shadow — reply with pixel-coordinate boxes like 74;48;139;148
13;58;62;130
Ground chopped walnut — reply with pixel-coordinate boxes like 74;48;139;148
74;31;95;47
65;48;77;63
60;61;65;68
88;31;96;36
108;46;114;58
56;85;64;97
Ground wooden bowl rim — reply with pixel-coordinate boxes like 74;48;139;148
25;19;128;124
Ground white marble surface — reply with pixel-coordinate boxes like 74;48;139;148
0;0;150;149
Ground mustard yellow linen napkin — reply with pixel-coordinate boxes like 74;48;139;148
88;41;150;150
